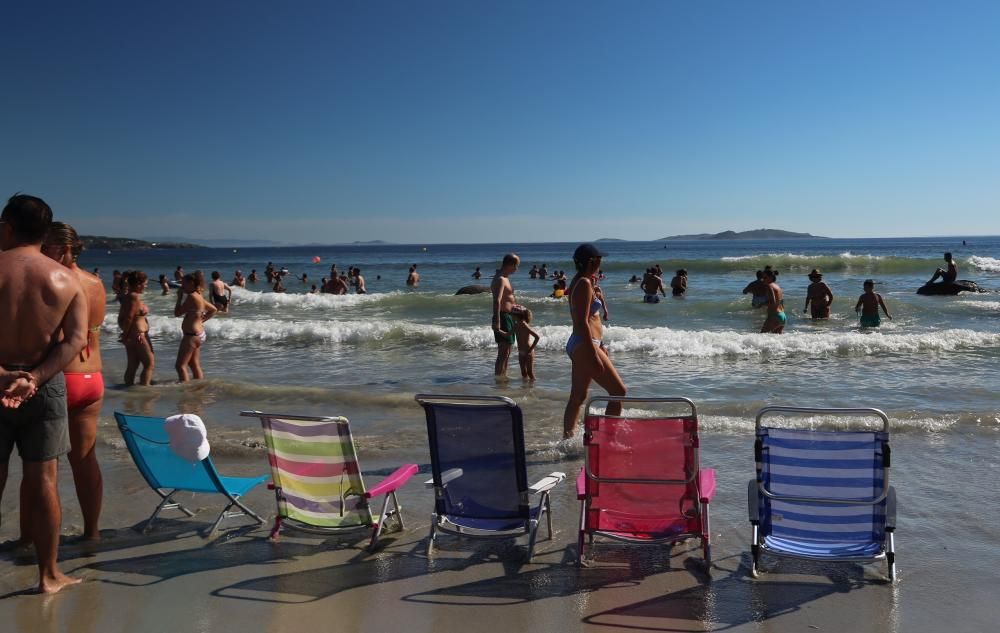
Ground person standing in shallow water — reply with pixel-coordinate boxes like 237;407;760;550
803;269;834;319
563;244;627;439
491;253;519;378
175;271;217;382
0;194;87;594
119;270;155;385
760;269;786;333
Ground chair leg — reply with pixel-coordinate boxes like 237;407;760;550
886;530;897;582
145;489;193;533
702;501;712;566
427;516;437;557
526;519;539;562
577;499;587;566
391;491;405;531
750;523;761;578
544;493;553;540
268;516;283;541
206;496;265;538
368;494;393;550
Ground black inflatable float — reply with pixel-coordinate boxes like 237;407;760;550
916;280;983;295
455;285;491;295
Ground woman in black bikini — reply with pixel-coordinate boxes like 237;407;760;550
174;271;217;382
118;270;155;385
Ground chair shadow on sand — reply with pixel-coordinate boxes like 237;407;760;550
579;554;896;632
210;537;534;604
73;518;357;587
399;547;895;632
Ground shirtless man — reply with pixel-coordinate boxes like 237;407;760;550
927;252;958;285
0;194;87;593
640;268;665;303
491;253;519;378
406;265;420;287
209;271;233;313
760;269;786;333
231;270;246;288
803;269;834;318
354;268;367;294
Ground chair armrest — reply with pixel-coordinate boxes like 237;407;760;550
884;486;897;530
698;469;717;503
748;479;760;523
365;464;419;499
529;471;566;494
424;467;463;489
576;467;587;500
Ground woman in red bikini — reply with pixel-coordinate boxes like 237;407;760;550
119;270;155;386
35;222;106;541
174;271;217;381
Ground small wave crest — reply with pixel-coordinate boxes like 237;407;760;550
112;315;1000;358
968;255;1000;273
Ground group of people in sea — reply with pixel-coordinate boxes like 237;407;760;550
630;265;688;302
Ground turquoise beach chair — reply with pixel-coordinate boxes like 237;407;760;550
114;412;268;537
748;406;897;582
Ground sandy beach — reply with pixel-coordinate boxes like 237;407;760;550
2;426;997;633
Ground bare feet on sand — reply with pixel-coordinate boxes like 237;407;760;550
39;571;82;594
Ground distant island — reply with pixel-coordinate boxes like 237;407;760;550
82;235;202;251
595;238;627;242
659;229;828;240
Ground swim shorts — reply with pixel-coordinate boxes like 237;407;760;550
672;288;685;297
752;296;768;308
65;371;105;411
860;314;881;328
494;312;515;345
0;372;70;462
643;294;661;304
810;307;831;319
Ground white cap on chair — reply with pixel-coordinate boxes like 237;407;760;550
164;413;211;463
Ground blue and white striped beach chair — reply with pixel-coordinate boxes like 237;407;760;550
748;407;897;582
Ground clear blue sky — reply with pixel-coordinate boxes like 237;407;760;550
2;1;998;243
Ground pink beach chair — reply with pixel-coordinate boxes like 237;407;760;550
577;397;716;566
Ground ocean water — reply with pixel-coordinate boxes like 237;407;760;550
84;236;1000;456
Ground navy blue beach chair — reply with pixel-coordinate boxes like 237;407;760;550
748;407;897;582
415;394;565;561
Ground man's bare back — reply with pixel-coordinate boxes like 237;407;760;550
0;247;87;376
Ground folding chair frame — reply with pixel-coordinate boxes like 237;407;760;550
749;406;897;582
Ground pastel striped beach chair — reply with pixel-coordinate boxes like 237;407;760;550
748;407;897;582
114;412;267;537
577;397;716;567
240;411;418;549
415;394;565;561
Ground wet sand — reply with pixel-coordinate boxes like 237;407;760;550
2;434;998;633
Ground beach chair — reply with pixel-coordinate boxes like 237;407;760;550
577;396;716;566
414;394;565;561
749;406;897;582
240;411;418;549
114;412;267;537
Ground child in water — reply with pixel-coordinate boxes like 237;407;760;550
512;307;540;381
855;279;892;328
